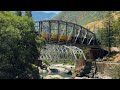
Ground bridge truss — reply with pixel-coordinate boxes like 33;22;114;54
35;20;99;48
40;44;86;63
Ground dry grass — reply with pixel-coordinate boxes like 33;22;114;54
103;53;120;62
84;20;104;31
111;12;120;20
84;12;120;32
113;54;120;61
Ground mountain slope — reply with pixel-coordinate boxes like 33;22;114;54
16;11;120;31
32;11;57;21
85;11;120;31
53;11;109;25
53;11;120;31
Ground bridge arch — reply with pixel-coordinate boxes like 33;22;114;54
35;20;99;48
34;20;108;63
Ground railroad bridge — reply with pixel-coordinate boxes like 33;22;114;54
34;20;108;77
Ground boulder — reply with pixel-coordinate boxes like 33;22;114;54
50;68;59;74
44;75;63;79
42;70;47;74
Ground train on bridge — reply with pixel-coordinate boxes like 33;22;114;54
34;20;99;47
40;33;72;41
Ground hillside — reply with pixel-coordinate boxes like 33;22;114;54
53;11;109;25
32;11;57;21
85;11;120;31
53;11;120;31
22;11;57;21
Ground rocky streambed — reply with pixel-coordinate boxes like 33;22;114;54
38;63;112;79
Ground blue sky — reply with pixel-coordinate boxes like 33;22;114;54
41;11;61;14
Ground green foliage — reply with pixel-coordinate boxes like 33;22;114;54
96;13;120;48
15;11;22;16
25;11;32;18
97;28;110;46
56;60;75;65
43;60;51;66
112;17;120;47
36;37;47;46
52;78;60;79
82;48;91;59
0;11;44;79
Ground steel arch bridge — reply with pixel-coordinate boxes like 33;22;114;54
35;20;99;48
34;20;108;61
34;20;108;77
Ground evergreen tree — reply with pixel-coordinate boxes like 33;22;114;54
96;11;118;53
104;11;114;54
112;17;120;48
25;11;32;18
15;11;22;16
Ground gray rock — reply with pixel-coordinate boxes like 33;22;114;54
64;69;69;73
66;71;72;75
42;70;47;74
64;69;72;75
50;68;59;73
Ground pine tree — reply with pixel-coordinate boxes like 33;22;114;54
97;11;114;55
107;11;114;54
25;11;32;18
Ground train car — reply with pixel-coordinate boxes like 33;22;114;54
58;35;72;41
40;33;72;41
40;33;49;39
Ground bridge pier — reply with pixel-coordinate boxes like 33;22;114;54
74;55;86;77
89;48;108;74
89;48;98;73
74;48;99;77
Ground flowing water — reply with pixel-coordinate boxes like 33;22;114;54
39;64;75;79
39;63;112;79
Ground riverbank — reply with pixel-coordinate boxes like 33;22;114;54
38;63;112;79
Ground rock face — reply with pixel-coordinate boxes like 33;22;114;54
95;72;112;79
66;70;72;75
75;59;86;76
